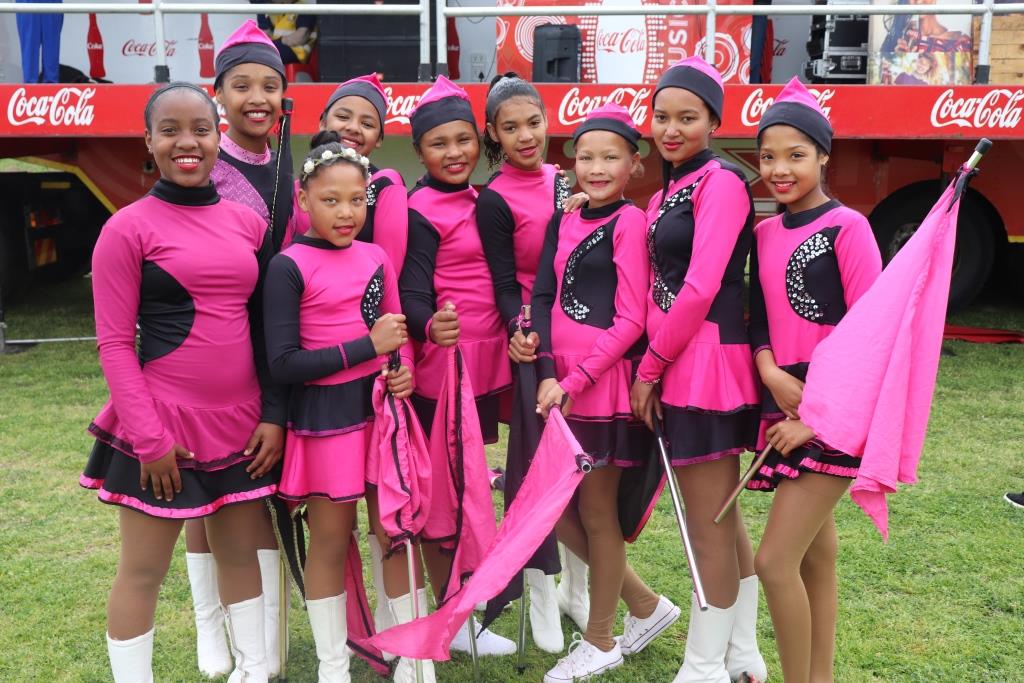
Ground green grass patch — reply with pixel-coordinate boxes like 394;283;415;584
1;278;1022;681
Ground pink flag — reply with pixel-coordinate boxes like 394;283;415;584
370;409;589;661
343;536;389;675
800;170;967;540
422;346;498;603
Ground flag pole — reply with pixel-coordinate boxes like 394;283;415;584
515;304;531;672
404;538;424;683
278;552;289;682
467;614;481;682
714;444;772;525
652;419;707;611
966;138;992;170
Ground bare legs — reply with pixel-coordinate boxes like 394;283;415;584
304;498;357;599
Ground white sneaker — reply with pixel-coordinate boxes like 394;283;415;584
543;633;623;682
528;568;565;654
449;621;517;656
618;595;680;655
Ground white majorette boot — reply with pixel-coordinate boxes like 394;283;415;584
367;534;397;662
258;548;286;678
388;589;437;683
224;594;269;683
186;551;233;678
542;633;623;683
618;594;681;655
725;576;768;683
671;592;737;683
527;568;565;653
449;618;517;656
107;628;155;683
556;545;590;631
306;593;352;683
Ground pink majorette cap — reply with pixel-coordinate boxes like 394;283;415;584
758;77;833;153
214;19;286;87
572;102;641;150
654;55;724;120
322;73;389;130
410;76;477;143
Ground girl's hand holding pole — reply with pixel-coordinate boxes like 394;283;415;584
536;379;572;418
371;313;408;355
508;329;539;363
765;418;815;456
630;379;664;431
384;363;414;400
429;302;459;347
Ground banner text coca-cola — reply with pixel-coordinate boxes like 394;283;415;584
557;86;652;127
930;88;1024;129
7;87;97;128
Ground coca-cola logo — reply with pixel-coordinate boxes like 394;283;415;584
740;87;835;127
7;87;96;127
773;38;789;57
557;86;652;127
930;88;1024;129
384;87;422;125
595;28;646;55
122;39;178;58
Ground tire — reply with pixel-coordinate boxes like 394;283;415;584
869;182;997;312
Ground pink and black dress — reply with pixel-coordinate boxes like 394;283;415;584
746;199;882;490
476;162;572;329
400;175;513;443
636;148;761;465
212;133;294;253
264;235;411;501
81;179;287;518
285;166;408;269
532;200;651;467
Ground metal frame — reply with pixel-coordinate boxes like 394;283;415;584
1;1;1022;83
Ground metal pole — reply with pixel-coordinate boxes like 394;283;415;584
976;0;995;84
419;0;432;80
653;420;708;611
704;0;717;65
404;539;424;683
466;613;481;682
435;0;449;78
152;0;169;82
278;553;289;682
515;574;528;673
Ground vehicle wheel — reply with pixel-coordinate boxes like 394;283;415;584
869;182;997;312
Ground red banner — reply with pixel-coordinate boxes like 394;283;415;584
3;83;1023;139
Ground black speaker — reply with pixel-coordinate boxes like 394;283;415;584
316;0;434;82
532;24;580;83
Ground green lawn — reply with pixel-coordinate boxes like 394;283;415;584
1;277;1022;682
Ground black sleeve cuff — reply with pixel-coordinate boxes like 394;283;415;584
537;356;557;381
342;335;378;369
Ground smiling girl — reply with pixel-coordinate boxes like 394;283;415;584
533;103;677;683
82;82;286;683
747;78;882;683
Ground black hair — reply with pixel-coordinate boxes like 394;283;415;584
483;72;546;168
144;81;219;133
301;129;371;187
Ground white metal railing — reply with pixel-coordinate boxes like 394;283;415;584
1;1;1022;83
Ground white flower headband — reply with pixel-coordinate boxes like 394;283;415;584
301;146;371;181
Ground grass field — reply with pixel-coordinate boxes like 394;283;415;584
1;276;1022;682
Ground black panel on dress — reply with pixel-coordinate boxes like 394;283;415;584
786;226;846;325
138;260;195;364
358;174;394;247
217;149;293;253
554;173;572;210
560;217;618;330
361;264;385;329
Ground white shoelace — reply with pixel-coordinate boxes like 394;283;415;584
559;633;595;674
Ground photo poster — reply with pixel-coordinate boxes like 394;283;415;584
868;0;973;85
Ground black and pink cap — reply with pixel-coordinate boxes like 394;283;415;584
214;20;286;89
321;73;389;130
572;103;642;151
653;56;724;121
758;77;833;153
410;76;477;144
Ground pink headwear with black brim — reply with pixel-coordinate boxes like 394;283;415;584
214;19;286;88
758;77;833;153
653;55;724;120
410;76;477;144
572;102;642;151
322;73;389;131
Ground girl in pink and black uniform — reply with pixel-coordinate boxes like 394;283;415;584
399;75;516;657
264;139;435;682
287;73;409;271
476;73;582;652
748;78;881;683
628;56;766;683
534;104;678;683
82;83;285;683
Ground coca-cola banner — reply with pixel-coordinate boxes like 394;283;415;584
0;0;253;84
3;83;1023;138
495;0;755;84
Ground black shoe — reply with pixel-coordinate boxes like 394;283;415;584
1004;492;1024;509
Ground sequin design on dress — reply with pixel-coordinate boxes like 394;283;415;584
361;264;385;328
647;177;704;313
365;178;380;208
560;225;606;321
786;227;840;323
554;174;572;210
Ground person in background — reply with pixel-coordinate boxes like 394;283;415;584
16;0;63;83
253;0;317;65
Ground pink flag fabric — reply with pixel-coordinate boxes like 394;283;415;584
800;170;966;540
370;409;589;661
343;535;390;676
423;346;498;603
368;373;432;551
